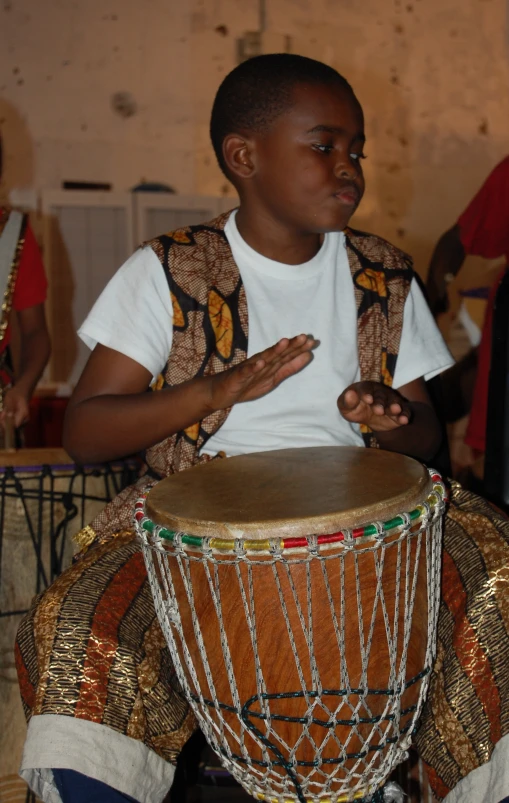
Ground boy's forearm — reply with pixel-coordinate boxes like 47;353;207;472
63;376;217;464
373;402;442;462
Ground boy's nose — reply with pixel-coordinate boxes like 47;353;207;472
334;161;358;179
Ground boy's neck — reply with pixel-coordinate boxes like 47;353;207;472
235;206;325;265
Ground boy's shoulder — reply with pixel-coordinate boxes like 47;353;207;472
146;211;232;254
344;226;413;274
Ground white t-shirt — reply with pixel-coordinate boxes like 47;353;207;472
79;212;454;456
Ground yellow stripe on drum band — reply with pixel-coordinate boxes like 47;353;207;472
208;538;238;550
209;538;275;551
244;539;277;551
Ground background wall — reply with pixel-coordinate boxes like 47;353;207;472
1;0;508;274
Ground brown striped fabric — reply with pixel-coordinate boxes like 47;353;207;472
415;484;509;799
16;532;194;763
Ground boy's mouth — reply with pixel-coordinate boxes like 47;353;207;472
333;184;360;207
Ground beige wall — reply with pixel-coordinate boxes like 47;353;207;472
1;0;508;275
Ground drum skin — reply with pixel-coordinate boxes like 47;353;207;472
145;448;438;797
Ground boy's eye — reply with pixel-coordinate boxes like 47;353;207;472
313;143;334;154
350;153;367;161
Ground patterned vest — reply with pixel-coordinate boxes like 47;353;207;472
79;211;413;548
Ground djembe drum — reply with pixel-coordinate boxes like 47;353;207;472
135;447;446;803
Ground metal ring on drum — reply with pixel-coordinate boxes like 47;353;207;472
135;446;447;803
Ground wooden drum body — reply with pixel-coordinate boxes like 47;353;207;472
136;447;446;803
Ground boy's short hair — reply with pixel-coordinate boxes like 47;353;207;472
210;53;353;176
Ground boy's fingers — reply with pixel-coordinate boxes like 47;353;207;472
255;335;317;373
339;388;362;410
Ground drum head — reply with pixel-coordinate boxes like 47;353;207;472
146;446;432;540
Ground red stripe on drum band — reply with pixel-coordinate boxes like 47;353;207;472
282;537;309;548
317;532;346;544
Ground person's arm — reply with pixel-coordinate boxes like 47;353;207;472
64;334;318;464
0;303;51;428
425;224;465;317
338;378;442;462
427;158;509;317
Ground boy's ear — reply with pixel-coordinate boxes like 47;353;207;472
222;134;256;180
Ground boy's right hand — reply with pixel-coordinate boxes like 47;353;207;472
207;334;318;410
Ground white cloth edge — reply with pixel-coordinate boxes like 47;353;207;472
443;732;509;803
20;714;175;803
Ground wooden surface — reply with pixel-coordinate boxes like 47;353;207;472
147;446;431;539
0;447;73;467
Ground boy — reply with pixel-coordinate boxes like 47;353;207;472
16;55;509;803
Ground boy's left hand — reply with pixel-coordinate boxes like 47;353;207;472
338;381;411;431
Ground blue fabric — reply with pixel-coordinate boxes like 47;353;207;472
52;769;138;803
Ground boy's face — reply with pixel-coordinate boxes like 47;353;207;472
247;82;365;234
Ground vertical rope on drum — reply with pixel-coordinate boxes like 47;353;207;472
320;550;350;787
306;545;321;695
369;538;397;751
272;561;309;696
151;545;212;740
235;559;272;774
201;557;252;769
269;558;314;798
382;534;404;768
177;543;228;748
351;541;396;789
397;529;422;750
354;540;392;778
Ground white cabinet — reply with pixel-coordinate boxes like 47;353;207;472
40;190;237;384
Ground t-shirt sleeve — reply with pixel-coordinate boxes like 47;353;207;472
78;246;173;379
392;278;454;389
12;221;48;311
457;156;509;259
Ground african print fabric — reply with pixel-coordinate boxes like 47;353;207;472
415;485;509;800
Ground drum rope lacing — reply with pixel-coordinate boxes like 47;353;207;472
135;471;446;803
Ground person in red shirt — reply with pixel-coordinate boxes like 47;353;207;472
425;156;509;453
0;135;50;436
